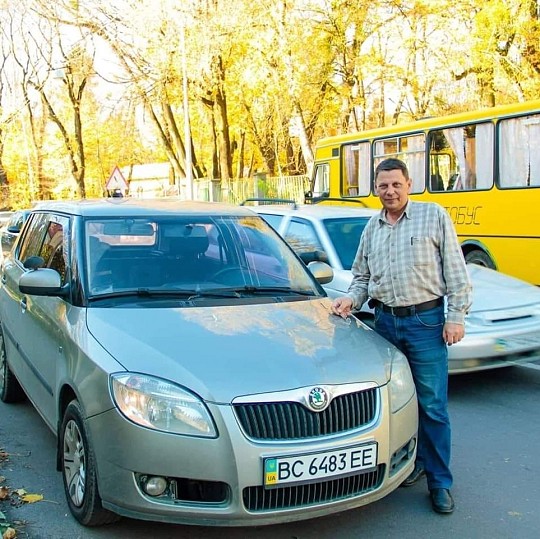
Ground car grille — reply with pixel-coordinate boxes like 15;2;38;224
233;387;378;440
243;465;385;511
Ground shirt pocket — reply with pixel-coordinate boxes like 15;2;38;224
411;236;434;266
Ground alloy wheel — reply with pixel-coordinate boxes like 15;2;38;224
63;419;87;507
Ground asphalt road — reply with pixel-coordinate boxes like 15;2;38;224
1;363;539;539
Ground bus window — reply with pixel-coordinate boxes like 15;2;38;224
312;163;330;197
429;150;450;192
342;141;370;197
499;114;540;187
430;123;493;191
373;134;425;193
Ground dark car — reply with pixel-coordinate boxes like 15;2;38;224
1;209;30;258
0;211;13;227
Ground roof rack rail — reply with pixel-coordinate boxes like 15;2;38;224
307;196;368;207
240;198;298;208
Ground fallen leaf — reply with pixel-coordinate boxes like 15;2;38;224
2;527;17;539
0;487;9;501
20;494;43;504
12;491;25;498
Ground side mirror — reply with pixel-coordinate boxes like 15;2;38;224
19;268;69;297
307;261;333;285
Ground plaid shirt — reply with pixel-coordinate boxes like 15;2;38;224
347;200;472;325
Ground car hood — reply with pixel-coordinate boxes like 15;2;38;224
325;265;540;314
465;264;540;313
86;298;397;403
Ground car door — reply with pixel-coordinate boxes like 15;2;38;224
1;212;70;428
0;212;49;404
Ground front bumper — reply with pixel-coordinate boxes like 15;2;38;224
449;327;540;374
87;385;417;526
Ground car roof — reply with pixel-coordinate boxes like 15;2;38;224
29;198;257;219
247;203;379;220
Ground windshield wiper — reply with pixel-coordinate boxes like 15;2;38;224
89;288;242;301
230;286;316;297
89;286;315;302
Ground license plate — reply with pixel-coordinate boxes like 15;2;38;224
495;333;540;352
263;442;378;488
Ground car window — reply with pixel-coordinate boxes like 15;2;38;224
283;219;324;257
17;213;69;284
41;219;69;283
257;213;283;230
86;215;318;295
17;212;49;263
324;218;368;270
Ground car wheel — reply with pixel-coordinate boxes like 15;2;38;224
61;400;120;526
464;249;496;269
0;325;25;403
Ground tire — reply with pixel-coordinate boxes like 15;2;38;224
464;249;496;269
0;325;26;403
60;400;120;526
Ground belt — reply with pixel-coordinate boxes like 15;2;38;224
369;297;443;317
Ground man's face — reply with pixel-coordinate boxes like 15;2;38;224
375;169;412;214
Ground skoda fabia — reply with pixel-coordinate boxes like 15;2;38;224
0;199;417;527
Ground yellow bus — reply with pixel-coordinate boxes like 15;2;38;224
308;100;540;285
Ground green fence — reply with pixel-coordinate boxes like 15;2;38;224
193;175;310;204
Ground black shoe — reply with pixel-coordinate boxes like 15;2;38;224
400;465;425;487
430;488;455;514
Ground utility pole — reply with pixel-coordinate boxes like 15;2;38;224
180;21;193;200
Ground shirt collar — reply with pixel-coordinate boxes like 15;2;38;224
378;200;413;224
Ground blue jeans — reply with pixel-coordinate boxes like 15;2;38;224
374;304;452;490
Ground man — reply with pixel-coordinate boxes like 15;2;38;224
331;158;472;514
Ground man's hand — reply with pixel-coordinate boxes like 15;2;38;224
443;322;465;346
331;297;353;319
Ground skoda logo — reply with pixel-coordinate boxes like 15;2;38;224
308;387;329;412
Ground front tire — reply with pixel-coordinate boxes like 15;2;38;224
61;400;120;526
464;249;496;269
0;325;25;403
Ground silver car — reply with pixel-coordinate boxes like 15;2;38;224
249;202;540;374
0;199;417;527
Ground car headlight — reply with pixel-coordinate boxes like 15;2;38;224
389;352;416;413
110;374;217;437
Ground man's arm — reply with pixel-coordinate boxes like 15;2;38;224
439;208;472;326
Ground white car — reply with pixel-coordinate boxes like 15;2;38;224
248;201;540;374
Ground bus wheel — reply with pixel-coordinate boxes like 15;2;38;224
464;250;496;269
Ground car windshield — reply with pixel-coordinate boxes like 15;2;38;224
323;217;369;270
84;214;322;298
